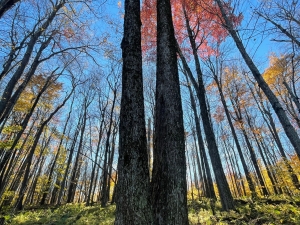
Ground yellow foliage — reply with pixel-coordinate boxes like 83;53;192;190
263;54;286;86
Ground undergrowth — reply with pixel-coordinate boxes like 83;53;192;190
1;196;300;224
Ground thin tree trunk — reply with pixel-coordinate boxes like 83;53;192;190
0;1;65;120
67;102;88;203
86;101;107;206
14;89;72;210
214;76;257;198
181;7;234;210
101;88;117;207
40;95;74;205
185;74;215;199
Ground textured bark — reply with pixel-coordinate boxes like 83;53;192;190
114;0;153;223
151;0;188;223
215;0;300;158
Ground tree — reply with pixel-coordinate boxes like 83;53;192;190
151;0;188;223
211;64;257;198
114;0;153;223
254;0;300;48
263;54;300;128
214;0;300;159
14;86;74;210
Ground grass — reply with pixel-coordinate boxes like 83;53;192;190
2;197;300;224
2;204;115;225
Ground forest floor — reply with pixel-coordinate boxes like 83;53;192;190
1;196;300;224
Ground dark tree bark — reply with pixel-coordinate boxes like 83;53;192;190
114;0;153;223
151;0;188;223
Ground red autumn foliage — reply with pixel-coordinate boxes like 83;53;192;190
141;0;243;61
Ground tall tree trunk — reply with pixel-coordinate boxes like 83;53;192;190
105;121;118;204
0;74;53;189
0;1;65;120
253;88;300;190
151;0;188;223
57;108;82;204
181;7;234;210
114;0;153;223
